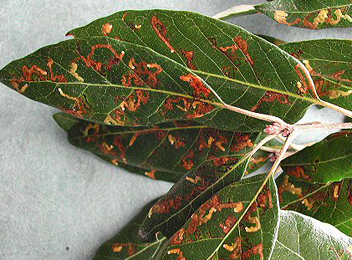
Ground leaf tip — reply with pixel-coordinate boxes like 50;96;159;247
0;65;7;84
253;4;265;12
53;112;80;132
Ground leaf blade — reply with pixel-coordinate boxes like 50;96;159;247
54;112;260;183
92;198;166;260
272;211;352;259
0;10;322;130
280;132;352;184
278;174;352;236
156;174;279;260
280;39;352;111
256;0;352;29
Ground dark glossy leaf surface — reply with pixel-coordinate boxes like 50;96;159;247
65;10;319;130
53;112;81;132
280;39;352;110
54;112;259;183
99;153;172;182
138;160;248;241
278;170;352;236
1;37;228;129
281;132;352;184
156;174;279;260
272;211;352;259
257;34;285;45
256;0;352;29
92;198;166;260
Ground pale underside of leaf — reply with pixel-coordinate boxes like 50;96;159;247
272;211;352;260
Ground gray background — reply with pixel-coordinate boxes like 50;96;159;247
0;1;350;259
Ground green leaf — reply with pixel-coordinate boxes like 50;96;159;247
138;160;247;241
280;39;352;110
156;174;279;260
137;134;274;240
98;154;173;181
256;0;352;29
1;9;323;131
277;171;352;236
257;34;285;45
1;37;225;129
53;112;81;132
247;137;284;174
92;198;166;260
280;132;352;184
278;132;352;235
272;210;352;259
54;112;259;183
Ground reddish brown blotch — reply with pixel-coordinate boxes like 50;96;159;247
145;170;157;180
59;91;90;119
295;64;312;95
113;136;127;163
182;150;195;170
231;133;254;152
11;57;67;94
168;133;186;149
162;96;215;120
332;182;343;202
74;44;125;73
286;166;311;181
167;248;186;260
112;243;137;256
181;50;197;70
220;216;237;234
251;91;290;112
170;195;244;245
180;73;211;97
151;15;176;53
102;23;113;36
217;36;255;66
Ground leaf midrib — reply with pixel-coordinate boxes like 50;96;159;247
70;125;208;138
144;162;260;235
4;71;321;109
282;152;352;167
207;177;276;260
275;240;306;260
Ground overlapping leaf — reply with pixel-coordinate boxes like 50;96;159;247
256;0;352;29
138;160;248;241
280;131;352;184
277;131;352;236
156;174;279;260
29;9;321;131
278;172;352;236
54;112;260;183
280;39;352;110
257;34;285;45
92;198;166;260
272;211;352;259
137;133;276;241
